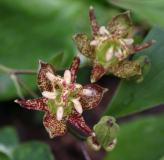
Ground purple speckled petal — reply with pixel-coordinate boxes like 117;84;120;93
37;60;55;92
65;109;94;135
80;84;108;110
15;97;49;112
107;11;132;38
108;60;141;78
72;33;95;59
43;112;67;138
69;54;80;84
90;6;100;39
128;40;155;54
91;63;108;83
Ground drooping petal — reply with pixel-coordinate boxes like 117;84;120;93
65;109;94;135
42;91;57;99
128;40;155;54
107;11;132;38
91;63;108;83
72;33;95;58
108;60;141;78
80;84;108;110
90;6;100;39
37;60;55;92
56;106;64;121
43;112;67;138
14;97;49;112
64;70;71;84
69;54;80;84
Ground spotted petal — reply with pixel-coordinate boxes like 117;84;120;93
128;40;155;54
108;60;141;78
37;60;55;92
90;6;100;39
72;33;95;59
65;109;94;135
107;11;132;38
14;97;49;112
91;63;108;83
69;54;80;84
43;112;67;138
80;84;108;110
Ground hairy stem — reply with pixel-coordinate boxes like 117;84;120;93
10;74;25;100
0;64;12;75
16;76;39;99
80;141;91;160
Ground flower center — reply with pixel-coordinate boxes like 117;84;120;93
90;26;134;64
42;70;92;121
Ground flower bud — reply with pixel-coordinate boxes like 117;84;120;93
87;116;119;151
133;56;150;83
94;116;119;146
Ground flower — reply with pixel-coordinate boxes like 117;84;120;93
14;54;108;138
72;6;155;83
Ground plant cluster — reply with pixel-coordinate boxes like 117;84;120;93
0;6;155;160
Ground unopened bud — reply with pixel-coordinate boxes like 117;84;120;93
133;56;150;83
93;116;119;147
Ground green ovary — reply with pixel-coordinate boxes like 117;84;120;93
48;99;73;115
96;40;118;66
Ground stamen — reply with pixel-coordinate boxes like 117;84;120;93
46;72;56;82
64;70;71;84
56;106;64;121
42;91;57;99
90;40;99;46
99;26;110;35
82;89;92;96
117;47;122;54
106;46;114;61
114;52;120;58
123;38;134;46
71;99;83;114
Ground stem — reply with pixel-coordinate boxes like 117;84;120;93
67;126;87;141
12;70;38;74
16;76;39;99
80;141;91;160
0;64;12;75
10;74;25;100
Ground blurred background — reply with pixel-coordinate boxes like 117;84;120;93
0;0;164;160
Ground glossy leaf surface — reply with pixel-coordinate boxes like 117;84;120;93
12;142;54;160
109;0;164;27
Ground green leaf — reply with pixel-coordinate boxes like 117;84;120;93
108;0;164;27
104;25;164;117
0;126;19;151
103;114;164;160
0;126;19;160
49;51;63;69
12;142;54;160
0;152;10;160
